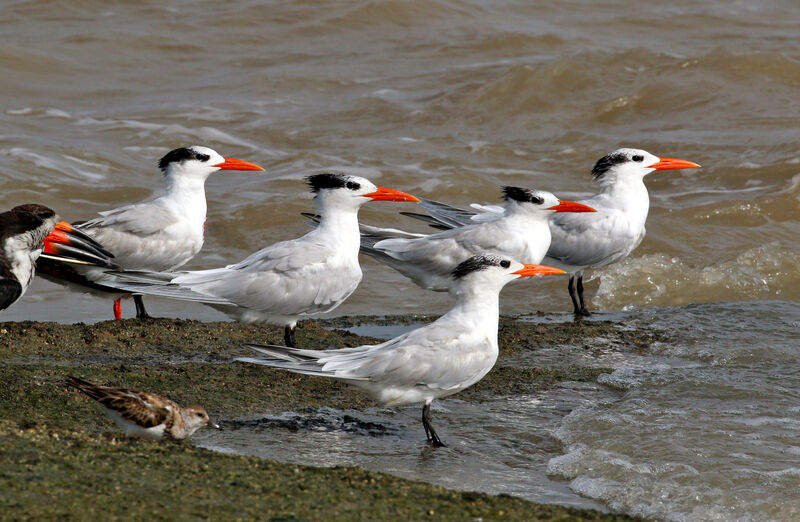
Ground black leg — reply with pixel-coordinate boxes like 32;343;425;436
422;402;445;448
576;276;591;316
283;325;296;347
133;295;153;319
567;276;582;316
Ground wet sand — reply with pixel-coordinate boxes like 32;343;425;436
0;316;652;520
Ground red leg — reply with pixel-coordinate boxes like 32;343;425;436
113;298;122;320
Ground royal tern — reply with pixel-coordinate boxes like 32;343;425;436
0;204;110;312
66;376;219;440
93;173;419;346
352;187;594;292
543;148;701;316
37;146;265;319
238;254;565;447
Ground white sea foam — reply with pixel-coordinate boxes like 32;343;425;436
593;243;800;309
547;303;800;521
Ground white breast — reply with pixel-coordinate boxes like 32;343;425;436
4;234;38;292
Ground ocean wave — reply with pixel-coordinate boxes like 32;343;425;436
592;243;800;309
2;147;108;182
73;117;259;150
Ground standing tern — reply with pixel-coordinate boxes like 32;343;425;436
66;376;219;440
37;145;265;319
92;173;419;346
543;148;701;316
237;253;565;447
0;204;110;312
351;186;594;291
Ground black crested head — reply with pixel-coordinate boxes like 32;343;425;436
591;151;629;180
306;173;348;193
451;254;510;280
501;186;544;205
158;147;211;173
11;204;56;221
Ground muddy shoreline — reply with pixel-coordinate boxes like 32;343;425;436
0;316;654;520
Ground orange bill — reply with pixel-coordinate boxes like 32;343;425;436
362;187;420;202
44;222;115;259
547;200;597;213
213;157;265;171
513;264;566;278
649;157;701;171
43;240;63;255
44;222;73;246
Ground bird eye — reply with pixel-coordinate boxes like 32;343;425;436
345;181;361;191
196;153;210;162
500;260;511;268
632;155;644;162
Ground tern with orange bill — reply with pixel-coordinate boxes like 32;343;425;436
238;253;565;447
349;187;595;291
91;173;420;347
543;148;701;316
36;146;265;319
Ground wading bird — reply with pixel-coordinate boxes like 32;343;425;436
37;146;264;319
66;376;219;440
352;186;594;291
91;173;419;347
238;254;565;447
543;148;700;316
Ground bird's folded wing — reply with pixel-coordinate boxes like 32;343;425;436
164;240;357;314
399;198;477;230
68;376;171;429
240;325;491;391
467;203;505;223
224;239;330;273
79;201;178;237
359;223;426;240
345;329;489;390
547;211;637;268
102;391;171;428
372;234;474;269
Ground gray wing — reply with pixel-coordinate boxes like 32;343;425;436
240;322;493;392
174;239;361;316
368;219;536;290
373;219;518;265
399;198;478;230
341;325;494;391
78;200;179;238
93;239;345;312
547;209;643;269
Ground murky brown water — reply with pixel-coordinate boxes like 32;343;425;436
3;0;799;320
2;1;799;518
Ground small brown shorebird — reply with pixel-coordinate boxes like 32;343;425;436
67;376;219;440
